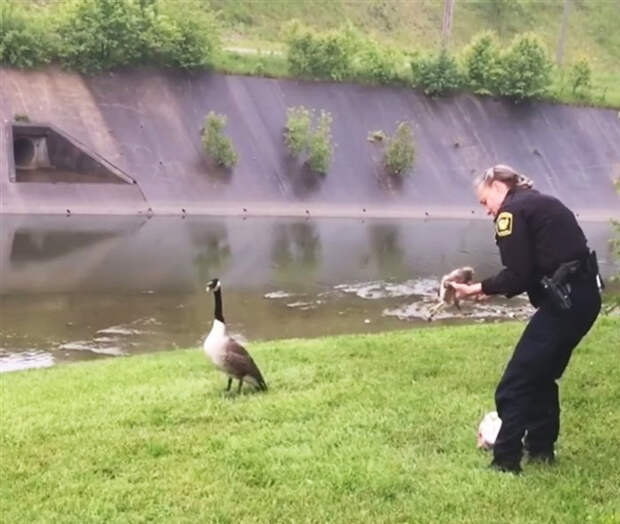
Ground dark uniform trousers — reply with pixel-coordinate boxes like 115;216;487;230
493;276;601;465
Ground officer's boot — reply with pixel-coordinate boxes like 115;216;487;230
489;457;522;474
524;445;556;465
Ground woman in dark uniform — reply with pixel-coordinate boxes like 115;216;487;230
451;165;602;473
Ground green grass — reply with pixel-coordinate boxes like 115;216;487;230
211;0;620;108
2;318;619;523
213;0;620;71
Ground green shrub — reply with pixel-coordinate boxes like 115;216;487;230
146;0;218;69
496;33;552;100
284;106;312;155
307;110;333;174
201;111;238;169
462;31;502;95
383;122;415;176
56;0;218;72
56;0;150;71
286;22;355;81
356;39;403;85
568;58;592;98
411;49;462;96
284;106;333;175
0;1;53;67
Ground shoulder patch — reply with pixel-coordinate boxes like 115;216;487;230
495;211;513;237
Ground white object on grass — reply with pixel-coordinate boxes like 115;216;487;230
477;411;502;450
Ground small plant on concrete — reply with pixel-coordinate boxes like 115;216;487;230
284;106;333;175
201;111;238;168
284;106;312;155
13;113;30;122
383;122;415;176
307;110;333;174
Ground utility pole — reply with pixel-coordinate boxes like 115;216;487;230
441;0;455;48
556;0;571;66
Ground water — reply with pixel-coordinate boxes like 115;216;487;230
0;215;616;372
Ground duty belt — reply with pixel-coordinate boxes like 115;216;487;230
540;251;603;311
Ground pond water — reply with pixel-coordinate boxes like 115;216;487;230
0;215;616;372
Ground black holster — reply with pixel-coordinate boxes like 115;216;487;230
540;251;602;311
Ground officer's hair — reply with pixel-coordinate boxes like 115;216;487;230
474;164;534;190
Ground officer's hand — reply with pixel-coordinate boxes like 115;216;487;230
450;282;483;300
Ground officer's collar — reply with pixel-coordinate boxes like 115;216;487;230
494;186;519;220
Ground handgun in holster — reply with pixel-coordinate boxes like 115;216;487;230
540;251;603;311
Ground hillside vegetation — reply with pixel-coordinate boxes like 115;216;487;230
213;0;619;105
1;0;619;107
2;318;619;522
214;0;619;68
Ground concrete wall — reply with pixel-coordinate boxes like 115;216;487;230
1;67;619;217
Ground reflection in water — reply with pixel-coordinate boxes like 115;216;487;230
367;223;406;278
0;215;616;372
10;230;121;264
190;223;232;285
271;222;321;285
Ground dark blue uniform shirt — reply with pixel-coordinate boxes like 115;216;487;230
481;187;589;306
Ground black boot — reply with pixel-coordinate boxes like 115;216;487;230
489;458;522;474
526;448;556;465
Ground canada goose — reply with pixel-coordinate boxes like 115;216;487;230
427;266;474;321
203;278;268;393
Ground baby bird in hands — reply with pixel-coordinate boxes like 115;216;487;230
427;266;475;321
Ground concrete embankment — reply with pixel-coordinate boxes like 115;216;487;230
1;67;618;217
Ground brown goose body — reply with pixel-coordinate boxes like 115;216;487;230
203;319;267;392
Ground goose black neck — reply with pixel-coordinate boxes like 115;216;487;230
213;288;225;323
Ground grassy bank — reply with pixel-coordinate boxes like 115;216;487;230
212;0;620;109
2;318;619;523
3;1;620;108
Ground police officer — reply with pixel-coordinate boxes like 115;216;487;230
451;164;602;473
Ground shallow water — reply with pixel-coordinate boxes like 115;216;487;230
0;215;616;372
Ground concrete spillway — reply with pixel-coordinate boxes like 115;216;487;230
1;67;619;217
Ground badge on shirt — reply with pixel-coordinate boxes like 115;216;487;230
495;211;513;237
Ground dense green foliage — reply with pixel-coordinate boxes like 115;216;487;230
0;0;218;72
57;0;151;71
284;106;333;175
286;21;355;81
411;49;462;96
0;1;53;67
306;110;333;174
496;33;553;100
462;31;502;95
2;319;619;522
1;0;618;107
383;122;415;176
355;38;404;85
201;112;238;169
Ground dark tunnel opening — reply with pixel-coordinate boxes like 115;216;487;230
13;137;35;167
